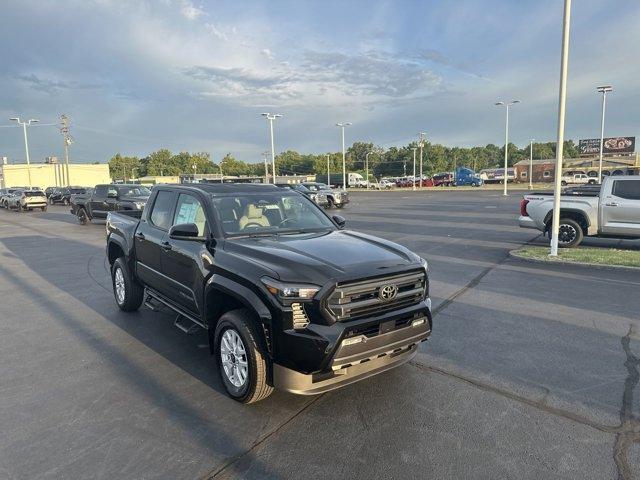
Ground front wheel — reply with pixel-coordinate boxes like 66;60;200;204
215;309;273;404
76;208;88;225
111;257;144;311
561;181;567;186
63;198;70;206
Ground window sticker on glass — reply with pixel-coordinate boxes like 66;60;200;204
175;198;199;224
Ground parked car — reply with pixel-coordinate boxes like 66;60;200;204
432;173;454;186
71;184;150;224
106;183;432;403
275;183;329;208
49;186;88;205
560;173;598;186
0;188;25;208
6;189;47;211
301;182;349;208
377;179;395;189
519;176;640;247
44;187;58;199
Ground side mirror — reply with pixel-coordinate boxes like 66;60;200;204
332;215;346;228
169;223;204;241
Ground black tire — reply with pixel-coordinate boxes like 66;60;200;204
41;206;47;212
561;180;567;186
214;309;273;404
111;257;144;312
77;207;88;225
63;198;70;206
327;198;335;209
335;204;344;209
557;218;584;248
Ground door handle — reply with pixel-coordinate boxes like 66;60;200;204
605;202;619;207
135;232;145;240
161;241;173;251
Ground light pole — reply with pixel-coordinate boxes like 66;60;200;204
411;147;417;191
326;154;330;186
596;85;612;184
494;100;520;196
365;151;374;189
550;0;572;257
261;113;283;184
529;139;534;190
60;114;72;186
9;117;39;188
419;132;426;189
336;122;351;189
262;151;270;183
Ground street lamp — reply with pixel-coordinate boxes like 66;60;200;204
335;122;351;189
262;151;270;183
419;132;426;189
494;100;520;196
529;139;534;190
326;154;331;186
596;85;612;184
549;0;572;257
411;147;417;191
261;113;283;184
365;151;375;189
9;117;38;188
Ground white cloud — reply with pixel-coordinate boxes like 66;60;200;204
179;0;205;20
260;48;274;60
205;23;228;41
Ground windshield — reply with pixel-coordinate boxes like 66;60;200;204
118;186;150;196
213;192;335;236
24;191;45;197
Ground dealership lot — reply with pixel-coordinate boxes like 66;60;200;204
1;190;639;479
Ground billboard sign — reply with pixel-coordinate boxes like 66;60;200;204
579;137;635;155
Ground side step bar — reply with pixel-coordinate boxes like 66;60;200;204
144;287;208;332
174;315;200;334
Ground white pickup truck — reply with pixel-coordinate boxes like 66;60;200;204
560;173;598;186
519;176;640;247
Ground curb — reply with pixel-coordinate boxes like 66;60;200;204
508;249;640;271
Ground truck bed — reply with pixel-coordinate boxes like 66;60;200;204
532;185;600;197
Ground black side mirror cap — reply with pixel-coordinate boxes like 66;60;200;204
169;223;204;241
332;215;346;228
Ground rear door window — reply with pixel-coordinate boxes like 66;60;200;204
612;181;640;200
94;185;107;197
149;191;176;231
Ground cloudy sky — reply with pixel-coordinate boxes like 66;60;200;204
0;0;638;164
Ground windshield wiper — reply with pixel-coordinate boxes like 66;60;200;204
277;227;332;235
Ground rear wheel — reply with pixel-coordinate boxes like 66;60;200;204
41;206;47;212
557;218;584;248
561;180;567;186
63;198;70;206
215;309;273;404
111;257;144;312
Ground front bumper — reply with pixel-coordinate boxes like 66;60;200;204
518;215;538;230
273;315;430;395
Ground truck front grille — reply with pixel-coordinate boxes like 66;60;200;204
327;270;426;321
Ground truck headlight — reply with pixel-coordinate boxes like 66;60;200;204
261;277;320;304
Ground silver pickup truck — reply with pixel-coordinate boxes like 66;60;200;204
519;176;640;247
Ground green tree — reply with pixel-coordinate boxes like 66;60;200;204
108;153;141;180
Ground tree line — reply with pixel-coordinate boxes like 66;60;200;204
108;140;581;180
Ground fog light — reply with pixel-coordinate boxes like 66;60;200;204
412;318;426;327
342;335;366;347
291;303;309;330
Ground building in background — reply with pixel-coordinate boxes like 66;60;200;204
0;163;111;189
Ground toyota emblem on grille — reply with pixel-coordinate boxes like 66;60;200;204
379;284;398;301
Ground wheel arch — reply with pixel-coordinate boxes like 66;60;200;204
543;208;590;235
205;275;273;357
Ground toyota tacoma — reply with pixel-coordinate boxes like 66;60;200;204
106;183;432;403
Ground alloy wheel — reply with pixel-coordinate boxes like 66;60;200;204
220;329;248;388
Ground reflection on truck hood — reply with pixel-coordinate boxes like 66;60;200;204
223;230;419;283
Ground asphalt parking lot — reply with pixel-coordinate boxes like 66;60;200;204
1;189;639;480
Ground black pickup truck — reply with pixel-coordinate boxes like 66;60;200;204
106;183;432;403
71;184;150;224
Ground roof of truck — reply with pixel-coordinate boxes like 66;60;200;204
156;182;280;195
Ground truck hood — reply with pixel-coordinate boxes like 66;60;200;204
223;230;420;284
